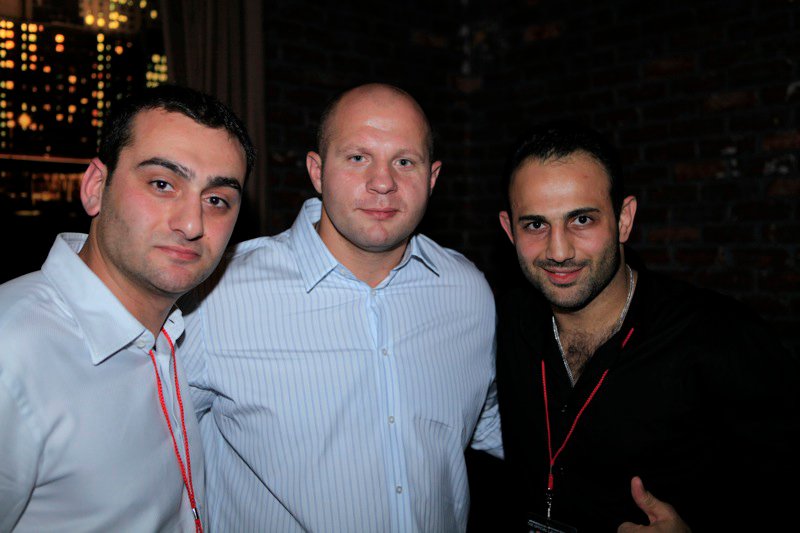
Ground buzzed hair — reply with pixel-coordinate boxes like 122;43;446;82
505;120;625;217
315;83;435;161
99;84;256;184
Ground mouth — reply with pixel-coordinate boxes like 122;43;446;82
360;207;399;221
542;267;583;285
157;245;201;262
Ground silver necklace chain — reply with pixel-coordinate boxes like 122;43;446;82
552;265;636;385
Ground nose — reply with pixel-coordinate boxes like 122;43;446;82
546;225;575;264
366;162;398;194
170;196;204;241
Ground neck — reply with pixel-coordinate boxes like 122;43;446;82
552;263;636;384
131;301;174;339
315;217;408;288
553;263;635;338
343;248;406;288
79;237;175;339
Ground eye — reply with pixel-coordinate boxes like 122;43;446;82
205;195;231;209
349;154;365;163
150;179;174;191
397;158;413;167
523;220;545;232
575;214;592;225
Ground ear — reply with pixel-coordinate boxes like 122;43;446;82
306;151;323;194
428;160;442;195
80;158;108;217
499;210;515;244
618;195;637;243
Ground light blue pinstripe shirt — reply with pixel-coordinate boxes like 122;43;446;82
181;198;502;532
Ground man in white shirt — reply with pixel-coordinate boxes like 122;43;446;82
182;83;502;532
0;84;253;532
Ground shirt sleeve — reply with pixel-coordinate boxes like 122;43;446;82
469;323;504;460
470;379;504;459
0;376;40;531
180;293;216;420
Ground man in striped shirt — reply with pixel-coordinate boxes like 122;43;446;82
181;83;503;532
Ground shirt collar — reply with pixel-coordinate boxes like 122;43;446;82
290;198;440;292
41;233;185;365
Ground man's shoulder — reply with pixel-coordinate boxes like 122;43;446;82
642;270;751;316
0;271;63;329
639;269;775;344
229;230;294;263
200;230;295;285
413;233;490;285
179;228;299;316
0;271;79;373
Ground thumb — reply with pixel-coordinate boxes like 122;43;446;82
629;476;660;522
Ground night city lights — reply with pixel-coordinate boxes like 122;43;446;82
0;0;166;215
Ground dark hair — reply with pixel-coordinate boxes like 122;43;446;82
315;83;435;161
99;84;256;182
504;120;625;216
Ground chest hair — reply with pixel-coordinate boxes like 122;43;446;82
561;330;608;383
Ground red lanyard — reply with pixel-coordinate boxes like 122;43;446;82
541;327;634;519
148;329;202;533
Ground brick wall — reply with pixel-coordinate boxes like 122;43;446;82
248;0;799;354
461;0;799;354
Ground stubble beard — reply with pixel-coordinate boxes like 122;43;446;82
518;237;622;312
97;205;204;300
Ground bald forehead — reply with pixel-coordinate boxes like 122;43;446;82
339;84;421;111
318;83;434;159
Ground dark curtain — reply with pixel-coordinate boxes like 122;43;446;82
159;0;268;237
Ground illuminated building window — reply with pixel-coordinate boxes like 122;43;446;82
1;1;168;209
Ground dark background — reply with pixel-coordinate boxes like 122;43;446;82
4;1;798;529
250;0;799;358
7;0;798;354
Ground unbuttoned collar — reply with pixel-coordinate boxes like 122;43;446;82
291;198;440;292
41;233;185;365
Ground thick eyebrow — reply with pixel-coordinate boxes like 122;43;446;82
517;214;547;225
138;157;193;180
565;207;601;219
208;176;243;193
516;207;601;224
138;157;242;193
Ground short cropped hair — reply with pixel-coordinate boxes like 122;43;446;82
99;84;256;183
505;120;625;216
315;83;435;162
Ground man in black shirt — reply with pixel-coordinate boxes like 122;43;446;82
496;121;798;532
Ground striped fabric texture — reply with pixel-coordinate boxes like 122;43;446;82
181;198;502;532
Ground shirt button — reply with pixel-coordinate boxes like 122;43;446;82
382;348;388;356
388;416;395;424
371;289;377;296
136;340;147;349
395;486;403;494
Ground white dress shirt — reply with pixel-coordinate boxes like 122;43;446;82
0;233;204;532
182;198;502;532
